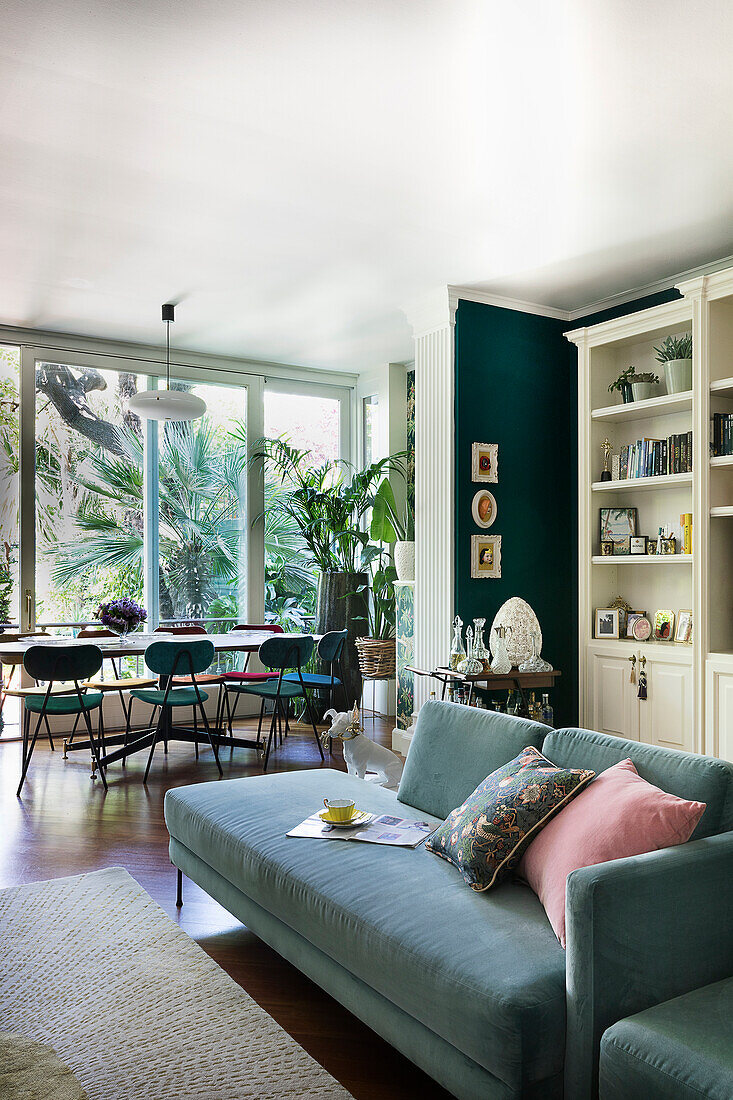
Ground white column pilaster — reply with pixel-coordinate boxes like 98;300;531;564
405;289;456;711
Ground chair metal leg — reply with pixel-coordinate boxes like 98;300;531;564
304;691;325;761
196;700;222;776
193;705;198;760
68;710;81;745
263;705;278;772
43;713;55;751
143;710;165;784
16;708;39;797
83;705;108;791
256;697;265;748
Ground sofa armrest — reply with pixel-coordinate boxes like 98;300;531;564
564;831;733;1099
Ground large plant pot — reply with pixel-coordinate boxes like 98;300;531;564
394;541;415;582
664;358;692;394
316;571;369;709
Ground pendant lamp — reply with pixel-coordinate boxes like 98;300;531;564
127;304;206;421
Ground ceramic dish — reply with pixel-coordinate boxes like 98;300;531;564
318;810;372;829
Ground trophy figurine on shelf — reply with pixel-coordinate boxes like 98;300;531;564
600;438;612;482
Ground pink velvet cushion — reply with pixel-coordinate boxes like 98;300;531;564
519;758;706;947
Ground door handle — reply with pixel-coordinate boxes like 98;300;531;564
628;654;636;684
24;589;33;632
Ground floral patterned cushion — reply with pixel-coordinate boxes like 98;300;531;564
425;746;595;891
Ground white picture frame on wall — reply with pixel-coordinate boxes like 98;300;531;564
471;534;502;578
471;442;498;483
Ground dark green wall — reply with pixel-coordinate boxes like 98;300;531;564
453;287;682;728
454;301;577;724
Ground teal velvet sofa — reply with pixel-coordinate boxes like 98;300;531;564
164;700;733;1100
599;975;733;1099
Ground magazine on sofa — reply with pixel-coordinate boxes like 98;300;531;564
287;812;434;848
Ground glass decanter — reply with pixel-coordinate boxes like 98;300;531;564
449;615;466;671
490;624;512;675
458;626;483;675
519;629;544;672
473;617;491;672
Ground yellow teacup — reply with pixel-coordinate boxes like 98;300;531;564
323;798;356;822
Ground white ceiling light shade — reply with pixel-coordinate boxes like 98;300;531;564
127;304;206;421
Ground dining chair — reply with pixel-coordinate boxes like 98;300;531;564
72;627;156;755
223;634;324;771
0;632;51;725
17;643;107;796
130;639;223;783
216;623;282;739
284;629;348;754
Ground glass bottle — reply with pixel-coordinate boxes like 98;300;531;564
473;617;491;672
458;626;483;675
449;616;466;671
490;625;512;675
541;693;554;727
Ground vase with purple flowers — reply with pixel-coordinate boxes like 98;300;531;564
94;597;147;641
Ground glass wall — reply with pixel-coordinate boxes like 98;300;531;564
35;362;145;626
0;346;19;627
158;380;247;631
262;388;341;629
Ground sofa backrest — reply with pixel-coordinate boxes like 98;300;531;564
397;700;547;819
543;727;733;840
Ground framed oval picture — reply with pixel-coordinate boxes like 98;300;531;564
471;489;497;529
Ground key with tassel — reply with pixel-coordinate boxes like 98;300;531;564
637;655;647;700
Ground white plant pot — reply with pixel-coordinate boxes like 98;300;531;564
631;381;659;402
663;358;692;394
394;541;415;582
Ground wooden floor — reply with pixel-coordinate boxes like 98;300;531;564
0;709;451;1100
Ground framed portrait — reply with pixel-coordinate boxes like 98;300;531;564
626;612;647;638
646;540;657;555
595;608;620;639
471;489;497;529
471;534;501;578
600;540;614;557
675;610;693;644
600;507;637;544
630;536;648;555
654;609;675;641
614;536;631;555
472;442;498;484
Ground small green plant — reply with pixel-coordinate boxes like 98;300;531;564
630;371;660;384
369;478;414;543
654;333;693;362
608;366;635;394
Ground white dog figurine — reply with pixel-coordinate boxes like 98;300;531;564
323;705;403;789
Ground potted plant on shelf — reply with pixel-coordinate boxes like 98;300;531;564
251;438;405;705
370;478;415;581
654;332;693;394
608;366;636;404
629;371;660;402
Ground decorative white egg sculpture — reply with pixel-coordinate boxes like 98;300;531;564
490;598;542;667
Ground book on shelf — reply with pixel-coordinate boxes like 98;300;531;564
711;413;733;457
614;432;692;479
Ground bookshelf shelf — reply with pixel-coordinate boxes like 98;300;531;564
710;455;733;467
591;473;692;493
710;377;733;399
591;555;692;566
710;507;733;517
591;391;692;423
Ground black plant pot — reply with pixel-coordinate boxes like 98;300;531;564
315;572;369;710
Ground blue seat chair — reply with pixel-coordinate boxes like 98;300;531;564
283;629;348;710
130;639;223;783
222;634;325;771
18;643;106;796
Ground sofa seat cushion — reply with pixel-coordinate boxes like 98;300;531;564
600;977;733;1100
165;768;567;1093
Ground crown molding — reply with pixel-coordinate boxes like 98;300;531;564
448;285;571;321
402;287;456;338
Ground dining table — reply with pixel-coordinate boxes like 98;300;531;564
0;629;310;772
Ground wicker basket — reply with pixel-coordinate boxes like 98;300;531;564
355;636;396;679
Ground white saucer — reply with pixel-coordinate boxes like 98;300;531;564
319;809;372;829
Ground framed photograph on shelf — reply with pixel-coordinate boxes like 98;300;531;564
471;489;497;529
600;507;637;544
675;610;693;644
630;536;648;555
471;534;501;578
595;608;620;639
627;612;647;638
471;442;498;483
653;609;675;641
614;536;631;555
600;540;614;557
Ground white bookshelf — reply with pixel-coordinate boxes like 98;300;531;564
568;266;733;762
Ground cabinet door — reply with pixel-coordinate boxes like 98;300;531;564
705;662;733;762
589;650;639;741
639;653;693;753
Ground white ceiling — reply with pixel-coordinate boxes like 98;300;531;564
1;0;732;372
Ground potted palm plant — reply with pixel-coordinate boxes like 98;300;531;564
654;333;693;394
251;438;405;704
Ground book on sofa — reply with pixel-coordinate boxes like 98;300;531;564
287;812;433;847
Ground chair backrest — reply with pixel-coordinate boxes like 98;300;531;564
318;629;348;663
259;633;314;671
232;623;284;634
77;627;118;639
24;644;103;684
144;639;215;677
155;625;207;635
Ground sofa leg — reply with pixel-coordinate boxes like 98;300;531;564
176;867;183;908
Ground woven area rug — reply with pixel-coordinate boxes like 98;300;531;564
0;867;353;1100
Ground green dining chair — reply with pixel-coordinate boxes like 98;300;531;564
130;639;223;783
18;643;106;797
